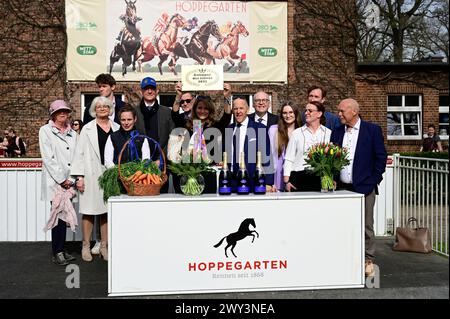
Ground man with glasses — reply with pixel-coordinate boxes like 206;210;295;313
248;91;278;130
171;83;195;127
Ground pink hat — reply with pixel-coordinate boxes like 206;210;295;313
49;100;71;116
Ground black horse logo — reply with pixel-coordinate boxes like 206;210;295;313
214;218;259;258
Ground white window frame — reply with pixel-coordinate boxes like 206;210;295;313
387;95;422;140
439;96;449;140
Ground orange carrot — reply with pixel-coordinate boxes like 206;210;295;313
147;174;152;184
132;171;143;182
137;173;148;182
152;174;160;184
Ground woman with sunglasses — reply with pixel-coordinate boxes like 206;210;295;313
71;119;83;135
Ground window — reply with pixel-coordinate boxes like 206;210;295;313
439;95;449;140
158;94;176;108
387;95;422;140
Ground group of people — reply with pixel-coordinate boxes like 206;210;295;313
0;127;26;157
39;73;387;278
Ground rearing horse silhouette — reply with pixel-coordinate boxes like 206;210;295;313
214;218;259;258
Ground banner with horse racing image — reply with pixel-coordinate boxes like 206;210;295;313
65;0;287;82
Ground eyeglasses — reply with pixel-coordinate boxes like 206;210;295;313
180;99;192;104
96;105;110;109
305;109;318;113
254;99;269;104
72;123;79;126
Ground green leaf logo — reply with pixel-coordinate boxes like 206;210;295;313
258;47;277;57
76;45;97;55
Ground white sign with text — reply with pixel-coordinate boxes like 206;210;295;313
181;65;224;91
108;192;364;296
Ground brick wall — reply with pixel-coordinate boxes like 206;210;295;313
0;0;66;157
356;64;449;153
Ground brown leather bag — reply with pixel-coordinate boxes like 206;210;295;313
393;217;432;253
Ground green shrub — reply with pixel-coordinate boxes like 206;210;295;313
397;152;449;160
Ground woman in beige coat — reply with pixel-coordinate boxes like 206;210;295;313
71;96;119;261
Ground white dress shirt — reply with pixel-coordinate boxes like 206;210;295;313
232;117;249;166
283;124;331;177
340;118;361;184
254;113;268;126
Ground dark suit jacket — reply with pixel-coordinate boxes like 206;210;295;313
225;119;274;188
135;99;174;152
83;96;124;124
248;112;279;129
330;120;387;195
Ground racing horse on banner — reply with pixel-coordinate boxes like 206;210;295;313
135;13;187;75
109;0;142;76
213;218;259;258
172;20;222;67
206;21;249;72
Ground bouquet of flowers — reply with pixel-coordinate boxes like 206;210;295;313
304;142;350;192
167;120;214;195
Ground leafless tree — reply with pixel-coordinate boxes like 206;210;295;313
357;0;448;62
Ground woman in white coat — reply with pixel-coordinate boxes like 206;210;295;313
71;96;119;261
39;100;78;265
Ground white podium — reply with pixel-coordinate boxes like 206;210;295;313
108;191;365;296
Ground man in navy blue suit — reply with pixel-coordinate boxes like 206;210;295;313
248;91;279;130
225;97;274;192
330;98;387;277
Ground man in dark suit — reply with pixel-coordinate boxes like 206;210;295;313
248;91;278;129
83;73;124;124
134;76;174;153
330;98;387;278
225;97;274;192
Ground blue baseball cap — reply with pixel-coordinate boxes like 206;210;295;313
140;77;157;90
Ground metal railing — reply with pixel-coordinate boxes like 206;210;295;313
393;154;449;256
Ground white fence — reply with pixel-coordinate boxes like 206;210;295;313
393;154;449;256
0;159;82;241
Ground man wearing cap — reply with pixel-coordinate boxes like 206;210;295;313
135;76;174;152
83;73;124;124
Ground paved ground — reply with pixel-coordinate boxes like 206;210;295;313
0;237;448;299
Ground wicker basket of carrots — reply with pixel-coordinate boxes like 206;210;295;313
117;136;167;196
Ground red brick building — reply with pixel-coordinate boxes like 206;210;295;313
0;0;448;156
